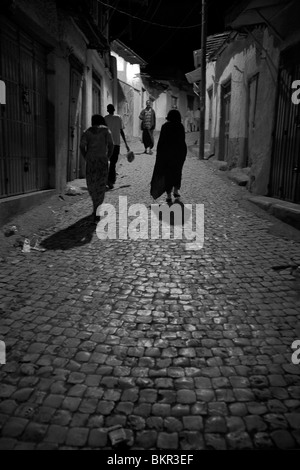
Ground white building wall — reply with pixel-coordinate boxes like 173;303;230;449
133;88;141;137
213;46;256;142
111;51;144;138
207;28;280;195
154;92;168;131
205;60;216;133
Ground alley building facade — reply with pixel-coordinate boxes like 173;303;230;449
0;0;116;220
186;0;300;204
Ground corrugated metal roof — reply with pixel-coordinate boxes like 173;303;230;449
186;31;233;84
186;31;238;83
193;31;233;67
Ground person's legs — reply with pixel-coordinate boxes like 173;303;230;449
143;130;154;154
173;166;183;197
108;145;120;187
148;130;154;154
142;130;148;153
165;179;173;203
87;161;108;221
94;163;108;221
173;186;180;197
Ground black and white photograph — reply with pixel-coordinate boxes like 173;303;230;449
0;0;300;456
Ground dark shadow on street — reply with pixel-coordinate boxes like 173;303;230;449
40;215;95;251
107;184;131;192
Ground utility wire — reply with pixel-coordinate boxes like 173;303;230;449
111;0;149;42
97;0;202;29
148;1;201;61
134;0;163;39
101;0;121;33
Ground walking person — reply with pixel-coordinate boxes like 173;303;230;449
80;114;114;222
185;108;192;133
150;109;187;203
139;100;156;154
105;104;130;189
189;109;195;132
194;107;200;131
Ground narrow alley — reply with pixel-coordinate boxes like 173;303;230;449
0;136;300;450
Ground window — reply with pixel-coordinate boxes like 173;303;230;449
187;95;194;110
92;70;102;115
171;96;178;109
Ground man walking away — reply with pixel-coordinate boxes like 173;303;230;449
139;100;156;154
105;104;130;189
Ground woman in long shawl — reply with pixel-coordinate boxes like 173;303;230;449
150;109;187;203
80;114;114;222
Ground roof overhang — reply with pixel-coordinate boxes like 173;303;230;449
111;40;147;66
185;67;201;84
225;0;296;40
193;32;233;66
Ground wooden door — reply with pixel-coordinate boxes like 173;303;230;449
270;45;300;203
0;17;48;197
208;87;213;139
219;81;231;161
92;71;101;115
68;67;83;181
245;74;258;167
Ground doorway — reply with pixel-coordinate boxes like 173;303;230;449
245;74;259;167
270;44;300;203
0;17;48;197
219;80;231;161
207;87;213;140
68;58;83;182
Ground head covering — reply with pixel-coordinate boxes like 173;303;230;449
166;109;182;123
92;114;106;126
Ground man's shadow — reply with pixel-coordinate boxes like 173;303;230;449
41;215;95;251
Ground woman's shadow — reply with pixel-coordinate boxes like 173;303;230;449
41;215;95;251
151;200;192;227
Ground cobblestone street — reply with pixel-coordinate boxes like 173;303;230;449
1;134;300;450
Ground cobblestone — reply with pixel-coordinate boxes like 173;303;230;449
1;136;300;449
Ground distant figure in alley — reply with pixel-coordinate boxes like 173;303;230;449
80;114;114;222
139;100;156;154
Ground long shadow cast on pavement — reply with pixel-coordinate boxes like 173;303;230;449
151;200;192;227
40;215;95;251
